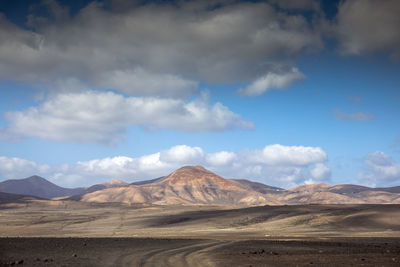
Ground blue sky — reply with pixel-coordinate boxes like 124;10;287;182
0;0;399;188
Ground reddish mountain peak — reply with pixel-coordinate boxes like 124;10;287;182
160;165;233;187
174;165;211;173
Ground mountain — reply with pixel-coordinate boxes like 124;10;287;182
64;179;129;201
374;186;400;194
79;166;400;206
0;191;45;203
0;176;85;199
289;183;400;195
3;168;400;206
131;177;165;186
288;183;331;193
80;166;275;205
283;184;400;204
328;184;372;194
83;179;129;194
228;179;283;194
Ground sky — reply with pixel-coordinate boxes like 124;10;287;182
0;0;399;188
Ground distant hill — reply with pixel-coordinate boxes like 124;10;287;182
0;191;45;203
80;166;276;205
0;176;84;199
289;183;400;195
66;179;129;200
83;179;129;194
79;166;400;206
229;179;283;194
2;168;400;206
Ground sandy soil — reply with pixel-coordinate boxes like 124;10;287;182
1;201;400;266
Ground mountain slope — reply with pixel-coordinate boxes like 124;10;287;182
79;167;400;206
6;168;400;206
0;191;45;203
81;166;274;205
83;179;128;194
0;176;84;199
65;179;129;201
229;179;284;194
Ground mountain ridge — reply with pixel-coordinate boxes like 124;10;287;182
1;166;400;205
0;175;85;199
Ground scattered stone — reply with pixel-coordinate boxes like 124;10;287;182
72;253;78;257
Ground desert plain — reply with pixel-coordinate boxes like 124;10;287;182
1;200;400;266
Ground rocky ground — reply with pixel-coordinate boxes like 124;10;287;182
1;201;400;266
1;237;400;266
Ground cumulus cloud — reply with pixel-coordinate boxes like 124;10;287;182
0;0;321;94
0;91;253;144
358;151;400;187
310;163;331;181
0;144;330;188
94;68;198;98
159;145;204;164
206;151;237;166
334;0;400;58
0;156;50;180
239;67;305;96
249;144;327;166
334;109;376;121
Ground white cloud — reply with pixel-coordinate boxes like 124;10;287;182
239;67;305;96
334;0;400;58
310;163;331;180
358;151;400;187
0;156;50;180
0;1;321;93
159;145;204;164
1;90;253;144
334;109;376;121
250;144;327;166
206;151;237;166
0;144;330;188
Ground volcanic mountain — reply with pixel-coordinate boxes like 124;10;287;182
0;175;85;199
80;166;277;205
3;167;400;205
79;166;400;205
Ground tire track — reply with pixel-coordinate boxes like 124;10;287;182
114;239;231;267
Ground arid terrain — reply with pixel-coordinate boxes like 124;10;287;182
1;200;400;266
1;166;400;266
